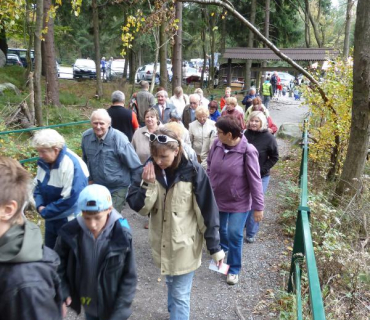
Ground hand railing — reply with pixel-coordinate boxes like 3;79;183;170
287;118;326;320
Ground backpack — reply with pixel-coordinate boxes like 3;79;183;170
270;74;277;85
129;92;139;116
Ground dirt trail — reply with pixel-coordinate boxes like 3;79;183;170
66;96;308;320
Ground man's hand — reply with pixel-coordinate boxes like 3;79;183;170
142;162;156;184
62;297;72;318
254;210;264;222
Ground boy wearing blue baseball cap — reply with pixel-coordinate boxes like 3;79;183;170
54;184;137;320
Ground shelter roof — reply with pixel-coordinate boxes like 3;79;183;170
222;48;339;61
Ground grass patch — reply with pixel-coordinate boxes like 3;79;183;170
0;66;28;89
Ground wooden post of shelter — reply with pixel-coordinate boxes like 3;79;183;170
227;58;232;87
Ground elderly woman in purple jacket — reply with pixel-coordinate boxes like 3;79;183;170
207;116;264;285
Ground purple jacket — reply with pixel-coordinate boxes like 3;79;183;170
207;135;264;213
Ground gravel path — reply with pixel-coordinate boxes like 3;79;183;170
66;96;308;320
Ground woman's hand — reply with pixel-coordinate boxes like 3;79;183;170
254;210;264;222
142;162;156;184
62;297;72;318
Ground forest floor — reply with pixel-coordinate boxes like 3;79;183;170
66;95;309;320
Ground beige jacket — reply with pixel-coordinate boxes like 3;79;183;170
188;119;216;156
127;159;225;275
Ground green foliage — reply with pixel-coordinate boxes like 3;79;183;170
301;58;353;179
0;66;27;89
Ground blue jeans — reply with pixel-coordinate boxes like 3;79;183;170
219;211;249;275
45;218;68;249
166;271;194;320
245;175;270;238
263;95;271;109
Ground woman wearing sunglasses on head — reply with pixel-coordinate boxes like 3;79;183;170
127;128;225;320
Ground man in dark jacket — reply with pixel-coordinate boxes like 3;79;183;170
0;156;62;320
54;184;137;320
107;90;139;141
182;93;200;129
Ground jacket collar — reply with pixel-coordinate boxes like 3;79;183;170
215;135;248;154
37;145;67;170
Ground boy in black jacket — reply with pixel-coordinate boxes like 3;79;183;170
55;184;137;320
0;156;62;320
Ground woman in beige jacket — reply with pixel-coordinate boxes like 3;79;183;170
127;127;224;320
188;106;216;163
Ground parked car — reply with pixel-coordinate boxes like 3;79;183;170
6;54;23;67
72;59;96;79
8;48;34;68
56;61;60;78
277;72;295;87
110;59;129;80
136;63;172;83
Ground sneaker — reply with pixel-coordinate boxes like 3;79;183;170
245;237;255;243
227;273;239;285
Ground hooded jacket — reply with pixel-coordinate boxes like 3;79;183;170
54;212;137;320
0;220;62;320
244;129;279;178
207;136;264;213
127;156;225;276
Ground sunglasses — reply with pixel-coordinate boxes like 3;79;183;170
149;134;179;144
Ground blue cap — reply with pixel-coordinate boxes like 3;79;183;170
78;184;112;212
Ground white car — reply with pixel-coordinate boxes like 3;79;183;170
109;59;129;80
73;59;96;79
136;63;172;83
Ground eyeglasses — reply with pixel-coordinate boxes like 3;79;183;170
149;134;179;144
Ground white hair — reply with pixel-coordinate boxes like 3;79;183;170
189;94;201;102
90;109;112;125
32;129;65;149
156;90;168;98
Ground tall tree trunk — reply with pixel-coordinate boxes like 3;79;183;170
200;28;206;88
159;21;168;89
261;0;270;87
172;2;183;91
0;25;7;57
305;0;323;47
336;0;370;195
92;0;103;97
221;14;226;54
26;0;35;75
245;0;256;90
129;48;135;85
34;0;43;126
343;0;355;60
304;6;311;48
209;21;215;90
42;0;60;106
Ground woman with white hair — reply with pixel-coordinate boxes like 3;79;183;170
188;106;216;163
194;88;210;107
244;111;279;243
33;129;89;248
169;86;189;118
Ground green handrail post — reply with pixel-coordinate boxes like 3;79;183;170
287;118;326;320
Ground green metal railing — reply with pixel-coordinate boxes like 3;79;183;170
287;119;326;319
0;120;90;164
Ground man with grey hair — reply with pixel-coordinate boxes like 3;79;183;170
107;90;139;141
32;129;89;248
81;109;142;213
136;80;155;126
182;94;200;129
153;90;176;124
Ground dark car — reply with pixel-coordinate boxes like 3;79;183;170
8;48;34;68
72;59;96;79
6;54;23;67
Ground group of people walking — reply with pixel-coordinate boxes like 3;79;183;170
0;81;279;320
